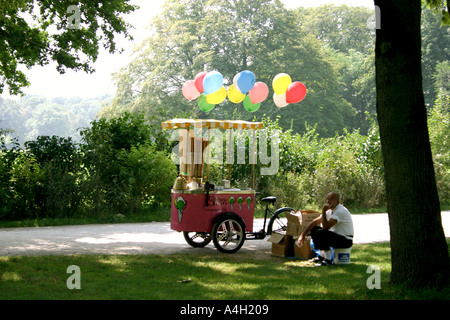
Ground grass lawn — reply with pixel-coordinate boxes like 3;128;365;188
1;242;449;300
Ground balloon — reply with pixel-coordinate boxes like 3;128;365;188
243;95;261;113
235;70;256;94
203;71;223;95
206;86;227;104
227;84;245;103
182;80;200;101
248;82;269;104
194;71;207;93
232;73;240;89
273;92;288;108
197;94;215;112
272;73;292;95
286;81;307;103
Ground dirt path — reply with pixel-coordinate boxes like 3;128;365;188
1;212;449;256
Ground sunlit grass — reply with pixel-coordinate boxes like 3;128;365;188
1;242;448;300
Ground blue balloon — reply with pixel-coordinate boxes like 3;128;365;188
203;71;223;95
236;70;256;94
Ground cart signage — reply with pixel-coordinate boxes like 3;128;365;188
206;194;252;212
174;196;187;223
207;195;228;208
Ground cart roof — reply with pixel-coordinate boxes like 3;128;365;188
161;119;264;130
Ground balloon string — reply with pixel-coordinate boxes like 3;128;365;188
267;106;281;119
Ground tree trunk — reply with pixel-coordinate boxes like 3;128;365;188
374;0;449;288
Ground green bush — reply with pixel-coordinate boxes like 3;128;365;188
253;118;385;210
6;151;44;220
429;96;450;203
310;128;385;209
24;136;82;218
0;134;19;219
79;111;177;216
120;144;177;209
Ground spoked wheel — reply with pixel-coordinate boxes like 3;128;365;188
267;207;295;235
183;232;212;248
212;214;245;253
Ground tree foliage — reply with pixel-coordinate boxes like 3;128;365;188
103;0;358;137
102;1;449;139
0;0;137;95
424;0;450;24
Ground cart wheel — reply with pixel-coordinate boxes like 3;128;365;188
267;207;295;235
183;232;212;248
212;214;245;254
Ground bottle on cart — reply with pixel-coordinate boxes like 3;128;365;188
173;175;188;190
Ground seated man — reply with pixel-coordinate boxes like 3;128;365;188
297;192;354;266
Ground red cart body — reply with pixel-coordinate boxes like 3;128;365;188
171;190;255;233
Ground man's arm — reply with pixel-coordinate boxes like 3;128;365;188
321;204;337;230
297;216;322;246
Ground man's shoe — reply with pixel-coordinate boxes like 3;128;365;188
309;255;324;263
314;258;333;267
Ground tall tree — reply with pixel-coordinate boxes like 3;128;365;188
374;0;449;288
0;0;137;95
299;4;375;54
104;0;354;137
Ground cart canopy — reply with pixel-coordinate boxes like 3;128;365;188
161;119;263;130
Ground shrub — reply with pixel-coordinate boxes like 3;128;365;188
119;144;177;209
24;136;82;218
429;97;450;203
80;112;177;216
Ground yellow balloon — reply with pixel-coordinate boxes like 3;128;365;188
206;86;227;104
272;73;292;95
227;84;245;103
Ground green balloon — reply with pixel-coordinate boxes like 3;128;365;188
243;95;261;113
198;93;215;112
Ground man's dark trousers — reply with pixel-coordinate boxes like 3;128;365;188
310;226;352;250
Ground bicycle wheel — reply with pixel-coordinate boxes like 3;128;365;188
267;207;295;235
183;232;212;248
212;214;245;253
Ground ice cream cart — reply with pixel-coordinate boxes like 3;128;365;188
162;119;294;253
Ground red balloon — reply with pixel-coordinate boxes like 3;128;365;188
194;71;207;93
286;82;307;104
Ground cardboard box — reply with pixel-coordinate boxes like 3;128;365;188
293;237;316;260
286;210;321;236
285;211;302;236
269;210;320;260
267;232;290;257
267;232;315;259
300;210;322;231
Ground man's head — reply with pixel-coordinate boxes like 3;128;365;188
326;192;340;209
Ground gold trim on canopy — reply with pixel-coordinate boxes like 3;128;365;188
161;119;264;130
